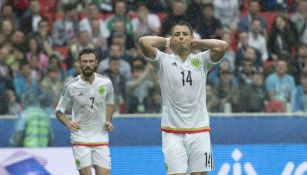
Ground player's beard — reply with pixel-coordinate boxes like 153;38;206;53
81;68;95;77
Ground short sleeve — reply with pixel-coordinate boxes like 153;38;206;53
200;50;223;72
106;80;115;105
56;85;72;113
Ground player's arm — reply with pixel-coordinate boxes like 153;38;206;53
192;39;229;62
138;36;169;60
55;110;80;132
105;104;114;131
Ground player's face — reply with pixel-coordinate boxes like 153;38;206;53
171;25;193;53
80;53;97;77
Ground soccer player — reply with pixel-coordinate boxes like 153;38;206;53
138;21;228;175
55;48;114;175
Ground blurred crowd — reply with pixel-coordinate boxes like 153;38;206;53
0;0;307;116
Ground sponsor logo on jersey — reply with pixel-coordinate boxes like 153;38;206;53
191;57;201;68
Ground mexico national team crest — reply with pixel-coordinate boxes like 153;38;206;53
98;86;106;96
191;57;201;68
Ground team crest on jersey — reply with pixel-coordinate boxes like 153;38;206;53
98;86;106;96
191;58;201;68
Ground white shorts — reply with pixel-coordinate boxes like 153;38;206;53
72;146;111;170
162;132;214;174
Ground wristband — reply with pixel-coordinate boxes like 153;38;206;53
165;38;170;48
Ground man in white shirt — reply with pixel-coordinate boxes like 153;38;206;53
138;21;228;175
55;48;114;175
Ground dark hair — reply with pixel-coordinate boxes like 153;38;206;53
63;3;76;12
170;21;193;36
79;48;97;60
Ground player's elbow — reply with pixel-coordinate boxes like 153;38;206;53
219;41;229;53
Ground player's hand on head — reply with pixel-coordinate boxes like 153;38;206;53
68;121;80;133
104;121;113;132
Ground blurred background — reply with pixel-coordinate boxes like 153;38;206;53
0;0;307;174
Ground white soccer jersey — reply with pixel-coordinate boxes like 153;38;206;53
56;73;114;145
154;49;220;133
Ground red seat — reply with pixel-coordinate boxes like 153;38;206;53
54;47;68;58
260;12;278;32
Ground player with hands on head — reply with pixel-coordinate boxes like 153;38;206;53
55;48;115;175
138;21;228;175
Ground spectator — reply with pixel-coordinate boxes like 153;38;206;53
235;31;262;68
292;71;307;112
25;37;48;75
160;0;189;36
186;0;203;23
105;0;134;38
126;59;155;113
66;31;94;70
208;59;233;86
107;20;135;51
0;19;15;45
52;3;78;47
48;53;65;80
20;0;44;34
103;57;127;113
265;59;295;106
10;92;53;147
79;3;110;39
221;32;235;71
66;59;81;80
13;60;41;102
10;30;26;53
213;0;240;32
214;69;240;112
191;1;223;39
0;73;14;114
248;18;269;61
289;43;307;84
0;3;19;27
132;2;161;38
97;43;131;79
238;71;266;112
1;42;23;76
40;66;63;108
291;0;307;45
237;59;258;86
31;18;53;55
268;15;297;57
238;0;267;33
6;89;21;115
144;86;162;113
90;18;108;52
206;82;220;113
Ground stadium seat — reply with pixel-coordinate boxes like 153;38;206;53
54;47;68;58
259;11;278;32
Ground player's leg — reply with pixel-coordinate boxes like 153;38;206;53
162;132;188;175
72;146;93;175
78;166;92;175
92;146;111;175
191;172;207;175
187;132;213;175
93;165;110;175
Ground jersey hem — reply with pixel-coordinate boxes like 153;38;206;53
72;142;109;146
161;126;210;134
